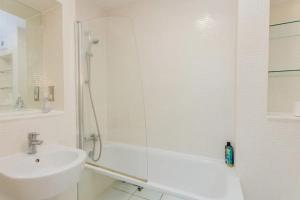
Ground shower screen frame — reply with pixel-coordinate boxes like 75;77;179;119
74;20;148;182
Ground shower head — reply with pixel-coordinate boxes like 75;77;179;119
91;39;99;44
85;31;100;57
86;38;99;57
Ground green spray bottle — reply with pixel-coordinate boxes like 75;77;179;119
225;142;234;167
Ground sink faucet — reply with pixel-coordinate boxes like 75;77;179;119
28;132;43;154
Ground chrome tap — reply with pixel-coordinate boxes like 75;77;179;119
28;132;43;154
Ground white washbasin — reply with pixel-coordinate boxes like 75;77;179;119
0;144;86;200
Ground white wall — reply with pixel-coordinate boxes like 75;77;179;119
0;0;77;199
42;5;64;110
106;0;237;158
237;0;300;199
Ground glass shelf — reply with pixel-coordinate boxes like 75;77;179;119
0;86;12;90
270;20;300;39
0;68;12;73
270;20;300;27
268;69;300;73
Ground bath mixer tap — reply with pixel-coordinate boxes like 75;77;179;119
28;132;43;154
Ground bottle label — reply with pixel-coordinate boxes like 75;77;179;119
225;147;234;167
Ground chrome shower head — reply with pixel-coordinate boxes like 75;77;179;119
86;38;99;57
91;39;99;44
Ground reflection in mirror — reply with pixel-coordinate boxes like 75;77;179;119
268;0;300;116
0;0;63;115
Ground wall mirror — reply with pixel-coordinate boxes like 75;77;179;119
268;0;300;117
0;0;63;116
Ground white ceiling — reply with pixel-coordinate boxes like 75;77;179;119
16;0;59;12
95;0;141;9
270;0;294;5
15;0;296;11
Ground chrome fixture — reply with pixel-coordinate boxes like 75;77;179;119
28;132;43;154
34;86;40;101
48;86;55;101
15;96;25;110
85;33;103;161
76;26;103;162
84;134;100;158
86;37;100;58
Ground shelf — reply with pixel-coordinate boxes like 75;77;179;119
0;110;64;122
267;112;300;121
0;68;12;73
268;69;300;73
270;20;300;39
270;20;300;27
0;51;12;58
0;86;12;90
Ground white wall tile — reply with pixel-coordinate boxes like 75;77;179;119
134;188;163;200
237;0;300;199
106;0;237;159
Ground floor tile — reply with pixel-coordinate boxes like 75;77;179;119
134;188;163;200
161;194;186;200
100;188;131;200
112;181;138;194
130;196;147;200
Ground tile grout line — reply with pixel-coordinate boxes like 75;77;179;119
112;181;138;195
110;182;172;200
159;192;165;200
110;182;138;200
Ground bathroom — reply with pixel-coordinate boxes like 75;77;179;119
0;0;299;200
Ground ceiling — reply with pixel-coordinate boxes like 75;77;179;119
0;0;38;19
16;0;59;12
95;0;141;10
270;0;294;5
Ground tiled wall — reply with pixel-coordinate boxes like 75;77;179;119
106;0;237;159
42;5;64;110
237;0;300;199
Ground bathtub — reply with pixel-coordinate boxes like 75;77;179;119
85;143;244;200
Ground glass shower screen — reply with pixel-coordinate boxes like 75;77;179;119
76;17;148;181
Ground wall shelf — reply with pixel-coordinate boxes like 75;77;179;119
270;20;300;27
0;110;64;122
0;68;12;73
267;112;300;121
0;51;12;61
0;86;12;90
268;69;300;73
270;20;300;39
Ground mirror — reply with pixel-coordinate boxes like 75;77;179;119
0;0;63;114
268;0;300;116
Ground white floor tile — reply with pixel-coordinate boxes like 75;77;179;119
161;194;186;200
99;188;131;200
130;196;147;200
112;181;138;194
133;188;163;200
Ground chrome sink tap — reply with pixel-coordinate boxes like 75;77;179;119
28;132;43;154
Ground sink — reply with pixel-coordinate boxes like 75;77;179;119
0;145;86;200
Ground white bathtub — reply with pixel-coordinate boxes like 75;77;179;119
86;143;244;200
